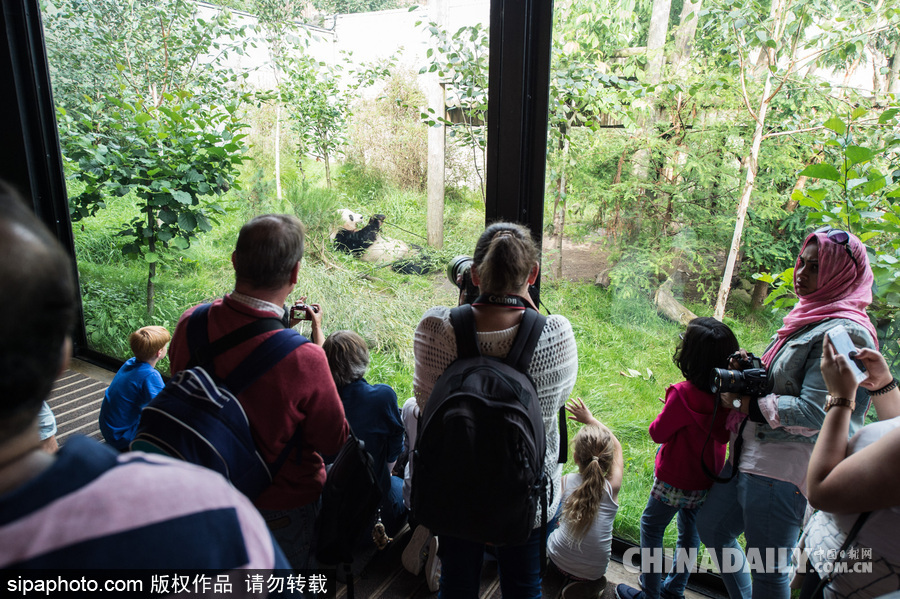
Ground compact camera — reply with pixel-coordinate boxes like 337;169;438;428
447;255;479;305
709;352;772;397
290;302;319;321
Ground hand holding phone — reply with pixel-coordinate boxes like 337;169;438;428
826;325;867;384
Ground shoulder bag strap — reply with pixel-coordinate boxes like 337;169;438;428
224;329;309;395
229;330;309;477
187;304;310;476
185;302;285;370
449;304;480;359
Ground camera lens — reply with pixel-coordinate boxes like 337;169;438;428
447;255;473;288
710;368;739;394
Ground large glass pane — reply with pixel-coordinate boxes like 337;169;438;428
40;0;490;392
546;0;900;574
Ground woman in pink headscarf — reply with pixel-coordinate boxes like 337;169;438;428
696;227;879;599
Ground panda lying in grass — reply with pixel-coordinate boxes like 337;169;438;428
333;209;437;274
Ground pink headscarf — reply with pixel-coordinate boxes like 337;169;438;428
761;229;878;366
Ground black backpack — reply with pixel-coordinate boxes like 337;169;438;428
132;303;307;499
412;304;548;546
315;428;383;566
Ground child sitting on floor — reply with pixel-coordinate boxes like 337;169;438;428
548;397;624;585
99;325;170;451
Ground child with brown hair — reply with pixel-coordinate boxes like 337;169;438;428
99;325;170;451
617;317;739;599
548;397;624;584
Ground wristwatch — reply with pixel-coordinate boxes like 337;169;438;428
824;395;856;412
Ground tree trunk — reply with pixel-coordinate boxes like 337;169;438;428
608;147;627;238
629;0;670;234
783;175;808;212
426;79;446;249
887;40;900;96
324;144;332;189
275;102;282;202
871;45;884;97
753;0;787;76
840;55;862;100
426;0;447;248
750;279;768;311
646;0;672;86
554;135;569;279
655;278;698;325
146;207;156;316
553;135;569;238
671;0;701;69
714;69;774;321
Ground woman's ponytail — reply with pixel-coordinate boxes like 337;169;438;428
472;222;539;295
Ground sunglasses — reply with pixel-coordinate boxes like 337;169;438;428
814;226;858;269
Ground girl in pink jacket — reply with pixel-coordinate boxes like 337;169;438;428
617;317;739;599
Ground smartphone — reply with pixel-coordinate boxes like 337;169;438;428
827;324;868;384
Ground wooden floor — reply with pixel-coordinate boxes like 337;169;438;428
58;358;724;599
50;361;113;444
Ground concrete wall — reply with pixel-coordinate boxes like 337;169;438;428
196;1;489;90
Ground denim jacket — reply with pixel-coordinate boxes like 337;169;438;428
752;318;876;445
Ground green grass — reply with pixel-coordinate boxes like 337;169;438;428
71;163;781;549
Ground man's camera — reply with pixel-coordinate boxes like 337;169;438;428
447;255;479;305
709;352;773;397
290;302;319;321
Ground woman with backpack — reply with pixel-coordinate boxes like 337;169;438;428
412;222;579;598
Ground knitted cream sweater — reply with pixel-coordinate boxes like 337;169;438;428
413;306;579;528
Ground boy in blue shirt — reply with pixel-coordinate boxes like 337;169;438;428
99;326;170;451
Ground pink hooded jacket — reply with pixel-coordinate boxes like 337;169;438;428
650;380;730;491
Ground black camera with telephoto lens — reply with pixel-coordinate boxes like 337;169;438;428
448;255;480;305
709;352;772;397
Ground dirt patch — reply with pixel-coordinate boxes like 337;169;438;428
541;234;610;284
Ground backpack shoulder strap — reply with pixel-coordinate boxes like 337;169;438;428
224;329;309;395
186;303;287;370
449;304;480;359
504;308;548;372
225;329;310;477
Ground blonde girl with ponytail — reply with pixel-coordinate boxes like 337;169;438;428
547;397;624;583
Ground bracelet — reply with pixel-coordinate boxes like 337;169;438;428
871;378;899;396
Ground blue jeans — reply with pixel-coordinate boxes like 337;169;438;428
381;475;409;537
260;501;320;571
439;527;543;599
639;495;699;599
696;464;807;599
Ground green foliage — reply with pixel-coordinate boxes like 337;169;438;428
47;0;252;315
346;68;428;191
284;179;345;261
44;0;251;116
311;0;403;14
282;54;354;188
59;90;249;314
335;161;388;203
418;22;490;200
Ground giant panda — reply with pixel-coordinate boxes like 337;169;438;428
334;209;412;263
333;209;438;274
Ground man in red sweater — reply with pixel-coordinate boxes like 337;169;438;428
169;214;349;570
